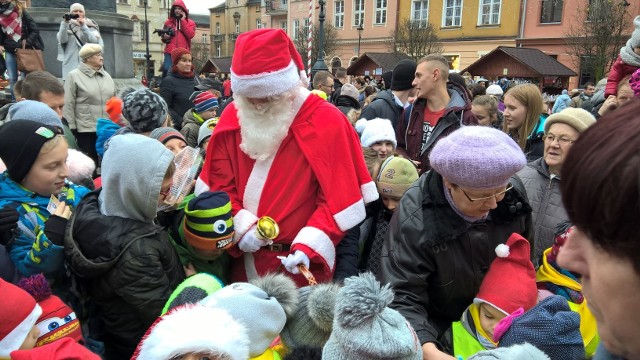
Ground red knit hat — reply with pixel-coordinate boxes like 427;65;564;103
9;337;100;360
17;274;84;347
171;47;191;66
230;29;308;97
474;233;537;315
0;279;42;357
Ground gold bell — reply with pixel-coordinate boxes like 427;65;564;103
256;216;279;243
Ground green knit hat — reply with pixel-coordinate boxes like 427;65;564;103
376;156;419;198
182;191;235;251
162;273;224;315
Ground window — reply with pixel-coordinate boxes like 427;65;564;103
375;0;387;25
137;0;148;6
216;22;221;34
256;19;262;29
256;5;261;12
442;0;462;27
293;19;300;39
478;0;500;25
579;56;596;87
117;0;128;4
216;45;221;57
161;0;171;8
282;0;287;5
540;0;563;23
353;0;364;27
281;21;288;33
411;0;429;27
334;0;344;28
235;19;240;33
202;34;208;43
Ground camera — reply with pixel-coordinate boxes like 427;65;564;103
153;27;175;44
63;13;80;21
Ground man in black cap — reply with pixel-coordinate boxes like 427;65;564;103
360;59;417;129
195;78;223;98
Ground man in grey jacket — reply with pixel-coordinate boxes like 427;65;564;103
57;3;102;80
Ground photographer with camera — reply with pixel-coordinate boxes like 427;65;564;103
0;0;43;100
160;0;195;78
56;3;102;80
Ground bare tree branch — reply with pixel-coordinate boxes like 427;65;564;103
387;19;443;61
565;0;632;82
191;41;211;75
293;23;340;68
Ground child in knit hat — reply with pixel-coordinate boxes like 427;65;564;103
605;15;640;97
150;126;189;155
181;90;219;148
355;118;397;159
165;191;234;283
0;278;43;356
197;118;218;152
0;121;90;280
452;233;537;358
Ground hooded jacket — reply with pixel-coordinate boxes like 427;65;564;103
517;158;567;265
162;0;196;54
378;170;533;348
360;89;404;129
65;135;185;359
396;82;478;175
181;108;206;147
0;173;88;279
63;62;116;133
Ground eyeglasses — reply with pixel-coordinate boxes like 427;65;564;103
544;134;575;146
460;184;513;203
160;184;172;197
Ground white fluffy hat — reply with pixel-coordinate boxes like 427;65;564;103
486;84;504;96
356;118;397;149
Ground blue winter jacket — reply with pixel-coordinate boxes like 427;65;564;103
0;172;89;278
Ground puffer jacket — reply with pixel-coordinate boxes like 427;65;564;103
517;158;567;265
396;82;478;175
65;191;185;360
63;62;116;133
360;89;403;129
180;108;205;147
378;170;533;349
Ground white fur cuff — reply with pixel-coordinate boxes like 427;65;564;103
233;209;259;243
292;226;336;271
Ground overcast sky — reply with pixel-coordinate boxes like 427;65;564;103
183;0;225;15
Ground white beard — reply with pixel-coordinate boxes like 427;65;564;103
235;90;297;161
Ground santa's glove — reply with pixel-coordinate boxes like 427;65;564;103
280;250;310;275
0;206;19;246
237;226;270;253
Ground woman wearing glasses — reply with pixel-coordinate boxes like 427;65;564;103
517;107;596;265
378;126;533;360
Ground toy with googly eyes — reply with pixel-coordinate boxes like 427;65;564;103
17;274;84;347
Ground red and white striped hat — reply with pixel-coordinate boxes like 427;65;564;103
231;29;308;97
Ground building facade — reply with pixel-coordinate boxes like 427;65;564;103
210;0;263;58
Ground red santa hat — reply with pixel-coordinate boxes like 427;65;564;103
0;279;42;357
230;29;308;97
17;274;84;347
474;233;537;315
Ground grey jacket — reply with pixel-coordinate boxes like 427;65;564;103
517;158;568;264
63;62;116;133
57;19;102;79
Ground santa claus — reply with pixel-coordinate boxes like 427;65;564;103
197;29;377;285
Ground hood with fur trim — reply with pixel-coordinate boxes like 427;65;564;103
132;304;249;360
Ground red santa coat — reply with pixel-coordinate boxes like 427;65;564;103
199;92;377;285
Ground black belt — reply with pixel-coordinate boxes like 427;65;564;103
266;243;291;252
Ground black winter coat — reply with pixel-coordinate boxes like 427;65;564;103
0;10;43;52
335;94;361;117
65;191;185;360
160;70;197;130
360;89;404;129
378;171;533;350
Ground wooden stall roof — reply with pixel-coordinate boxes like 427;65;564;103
461;46;577;79
347;52;411;75
200;57;232;75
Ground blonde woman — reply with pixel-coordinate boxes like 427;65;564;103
503;83;545;160
0;0;42;99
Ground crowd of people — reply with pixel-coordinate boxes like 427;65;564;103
0;2;640;359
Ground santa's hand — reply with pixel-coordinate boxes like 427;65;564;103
280;250;310;274
237;228;269;253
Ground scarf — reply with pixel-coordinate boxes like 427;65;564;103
0;3;21;43
468;304;498;349
443;182;488;223
66;18;100;47
366;208;392;274
620;39;640;67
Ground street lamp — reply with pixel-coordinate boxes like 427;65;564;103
311;0;328;76
357;24;363;57
143;0;152;83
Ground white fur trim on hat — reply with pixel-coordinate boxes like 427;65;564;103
292;226;335;271
194;177;210;196
359;118;398;148
231;60;302;98
66;149;96;185
70;3;85;12
134;305;250;360
0;304;42;357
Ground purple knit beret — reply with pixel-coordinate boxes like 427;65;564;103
429;126;526;189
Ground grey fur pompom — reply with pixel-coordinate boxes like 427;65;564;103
250;273;299;319
336;272;393;328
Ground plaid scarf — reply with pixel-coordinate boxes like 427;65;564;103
0;3;22;43
538;259;584;304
